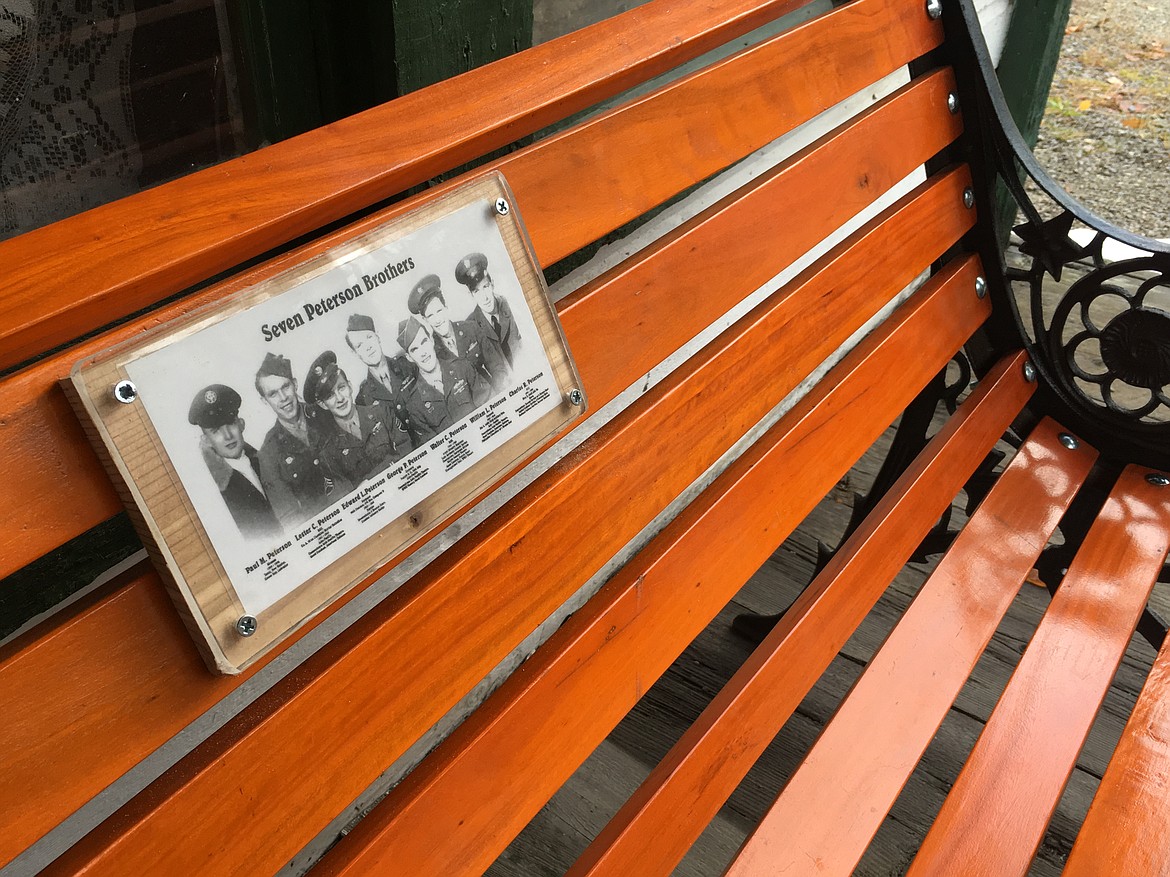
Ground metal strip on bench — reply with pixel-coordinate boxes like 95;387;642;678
1064;601;1170;875
311;260;1009;877
0;0;944;375
0;6;953;580
906;464;1170;877
722;418;1097;877
22;176;984;876
0;137;975;877
563;351;1035;877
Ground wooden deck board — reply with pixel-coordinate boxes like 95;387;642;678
485;422;1158;876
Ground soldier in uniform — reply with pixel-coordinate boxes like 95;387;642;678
188;383;282;541
397;316;490;442
303;350;411;486
254;352;350;529
455;251;519;368
343;313;424;449
408;273;509;394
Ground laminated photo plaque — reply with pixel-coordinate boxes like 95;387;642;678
68;173;585;674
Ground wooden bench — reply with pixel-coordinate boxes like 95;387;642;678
3;0;1169;874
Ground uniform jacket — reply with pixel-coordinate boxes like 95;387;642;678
319;399;411;486
204;443;283;541
257;407;351;529
355;354;425;449
402;358;490;442
469;296;519;368
433;318;509;394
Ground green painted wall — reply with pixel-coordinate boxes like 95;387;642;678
993;0;1074;247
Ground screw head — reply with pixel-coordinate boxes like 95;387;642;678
113;380;138;404
1148;473;1170;487
947;92;959;114
962;188;976;209
494;198;510;216
568;388;584;407
1058;433;1080;450
235;615;258;637
926;0;943;19
1023;361;1037;382
974;276;987;299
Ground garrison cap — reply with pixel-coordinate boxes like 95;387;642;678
398;316;429;352
407;274;444;315
346;313;376;334
255;352;294;381
188;384;242;429
303;350;342;406
454;252;489;289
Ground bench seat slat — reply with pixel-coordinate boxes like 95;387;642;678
1063;623;1170;874
30;170;985;876
0;60;961;581
567;352;1036;877
312;261;1013;877
724;418;1097;877
906;465;1170;877
1;163;977;869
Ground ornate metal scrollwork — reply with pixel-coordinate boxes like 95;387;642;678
947;0;1170;470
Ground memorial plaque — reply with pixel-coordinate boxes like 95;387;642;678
68;173;584;674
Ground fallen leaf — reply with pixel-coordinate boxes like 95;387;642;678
1122;116;1146;128
1078;98;1092;111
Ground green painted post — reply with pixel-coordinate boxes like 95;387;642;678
390;0;534;96
992;0;1074;249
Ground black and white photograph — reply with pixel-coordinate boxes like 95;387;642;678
124;198;561;616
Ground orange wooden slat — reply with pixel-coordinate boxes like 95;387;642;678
1063;584;1170;875
724;418;1097;877
0;0;943;374
906;464;1170;877
0;161;978;870
317;345;1032;877
34;197;987;876
567;352;1036;877
0;65;959;579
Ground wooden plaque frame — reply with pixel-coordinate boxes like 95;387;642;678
68;174;584;674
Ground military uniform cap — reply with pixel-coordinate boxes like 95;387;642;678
454;252;489;289
397;315;429;351
346;313;376;334
255;352;293;381
188;384;243;428
407;274;444;315
303;350;342;406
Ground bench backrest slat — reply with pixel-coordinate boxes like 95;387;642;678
906;465;1170;877
0;5;950;581
308;258;1007;877
2;144;976;869
724;419;1096;877
567;350;1036;877
38;164;981;877
0;0;824;374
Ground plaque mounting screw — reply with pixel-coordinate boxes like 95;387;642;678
926;0;943;19
1058;433;1080;450
113;380;138;404
568;388;584;407
947;92;959;114
974;276;987;299
1023;360;1037;382
962;188;976;209
494;198;510;216
235;615;258;637
1148;473;1170;487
